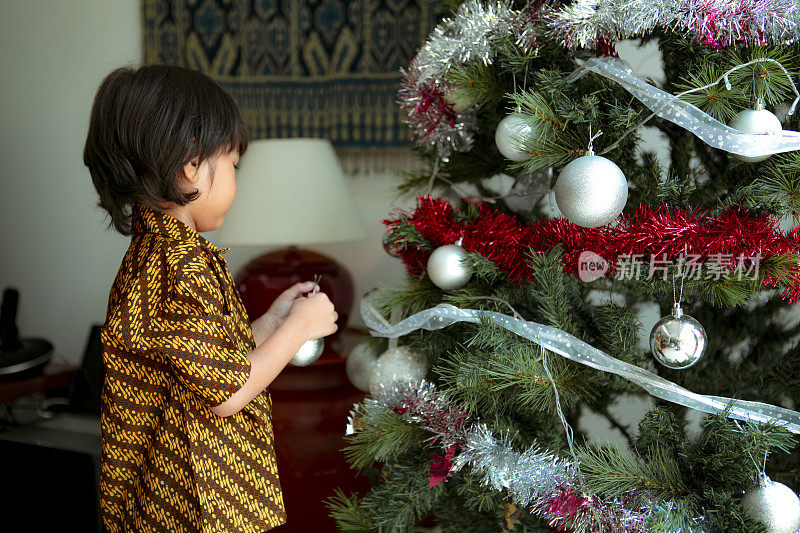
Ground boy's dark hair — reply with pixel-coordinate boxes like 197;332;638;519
84;64;248;235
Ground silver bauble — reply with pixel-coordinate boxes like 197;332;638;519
368;346;427;396
289;337;324;366
382;232;400;257
729;107;783;163
427;244;472;290
346;342;379;392
649;303;707;370
495;113;535;161
741;475;800;533
554;154;628;228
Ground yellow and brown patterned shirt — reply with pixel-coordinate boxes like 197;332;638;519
100;203;286;532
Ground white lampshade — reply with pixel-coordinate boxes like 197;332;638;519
217;138;366;246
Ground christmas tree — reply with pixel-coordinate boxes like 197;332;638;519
329;1;800;531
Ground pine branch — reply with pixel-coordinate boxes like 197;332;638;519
526;246;591;339
344;408;427;471
386;217;434;252
446;63;506;110
578;440;688;499
326;490;375;532
674;63;747;122
376;278;443;320
435;321;598;417
690;413;797;490
634;407;688;459
645;498;704;533
724;47;799;108
362;458;448;532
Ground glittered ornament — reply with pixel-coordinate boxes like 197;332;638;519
649;303;707;369
495;113;535;161
346;342;379;392
382;232;401;257
741;474;800;533
427;242;473;290
368;346;427;395
729;106;783;162
290;338;324;367
553;153;628;228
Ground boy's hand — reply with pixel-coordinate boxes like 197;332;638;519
289;292;338;340
260;281;319;329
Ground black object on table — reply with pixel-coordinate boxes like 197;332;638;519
0;324;102;532
0;287;53;380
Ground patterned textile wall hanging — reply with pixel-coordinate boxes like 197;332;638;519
142;0;440;168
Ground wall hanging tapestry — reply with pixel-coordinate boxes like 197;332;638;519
142;0;441;160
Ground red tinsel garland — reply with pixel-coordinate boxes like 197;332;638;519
384;196;800;303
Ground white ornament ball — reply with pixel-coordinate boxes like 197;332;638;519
741;475;800;533
368;346;427;395
649;304;707;370
495;113;535;161
289;338;324;366
554;154;628;228
427;244;472;290
346;342;379;392
729;108;783;163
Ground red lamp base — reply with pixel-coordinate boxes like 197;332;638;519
235;247;354;341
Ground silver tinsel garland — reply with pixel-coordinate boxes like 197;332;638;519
414;0;514;83
542;0;800;49
399;0;514;161
397;62;479;161
355;380;651;532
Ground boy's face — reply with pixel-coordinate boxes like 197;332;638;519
186;150;239;233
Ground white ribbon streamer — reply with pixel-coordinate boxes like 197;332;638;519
567;57;800;159
362;299;800;434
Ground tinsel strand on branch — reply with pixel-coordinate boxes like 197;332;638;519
356;380;651;532
384;196;800;302
398;0;516;161
540;0;800;49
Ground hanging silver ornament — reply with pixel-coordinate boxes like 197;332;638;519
290;338;324;367
346;341;379;392
368;346;427;396
553;154;628;228
382;232;400;257
427;242;473;290
729;106;783;163
495;113;536;161
741;474;800;533
649;303;707;370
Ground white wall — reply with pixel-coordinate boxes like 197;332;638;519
0;1;141;364
0;0;411;364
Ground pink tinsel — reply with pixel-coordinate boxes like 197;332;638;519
428;444;458;488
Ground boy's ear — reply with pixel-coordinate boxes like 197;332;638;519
181;158;201;184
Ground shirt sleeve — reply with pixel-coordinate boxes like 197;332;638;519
142;244;252;408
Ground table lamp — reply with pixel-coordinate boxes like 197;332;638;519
216;138;366;341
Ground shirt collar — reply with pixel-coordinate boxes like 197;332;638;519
131;203;228;254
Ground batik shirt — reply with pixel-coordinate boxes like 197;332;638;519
100;203;286;532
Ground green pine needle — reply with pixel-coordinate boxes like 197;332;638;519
578;440;688;498
343;407;427;471
325;490;375;532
